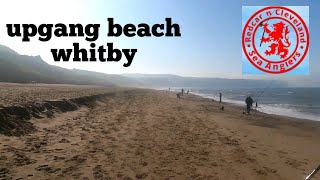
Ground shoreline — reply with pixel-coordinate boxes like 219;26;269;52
188;91;320;126
194;92;320;122
162;88;319;122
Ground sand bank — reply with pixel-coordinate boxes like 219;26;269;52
0;85;319;179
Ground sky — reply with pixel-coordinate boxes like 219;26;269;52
0;0;319;86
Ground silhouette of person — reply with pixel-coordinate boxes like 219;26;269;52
218;93;222;103
245;96;254;114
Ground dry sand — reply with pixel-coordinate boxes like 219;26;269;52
0;83;118;107
0;84;320;180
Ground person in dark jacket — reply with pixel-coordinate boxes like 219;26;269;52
245;96;254;114
218;93;222;103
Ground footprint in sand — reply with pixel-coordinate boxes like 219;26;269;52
80;133;86;140
35;165;61;173
141;162;148;166
123;176;133;180
0;167;10;178
93;165;110;179
72;172;83;179
255;169;268;176
136;173;148;179
53;156;65;161
14;152;37;166
263;166;277;174
59;138;70;143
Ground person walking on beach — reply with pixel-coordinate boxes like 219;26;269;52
181;88;184;96
245;96;254;114
218;93;222;103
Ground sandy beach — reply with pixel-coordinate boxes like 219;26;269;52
0;84;320;180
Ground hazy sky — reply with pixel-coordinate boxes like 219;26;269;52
0;0;319;83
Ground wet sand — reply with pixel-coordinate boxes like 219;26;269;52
0;85;320;179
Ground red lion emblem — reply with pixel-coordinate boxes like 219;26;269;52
261;21;291;59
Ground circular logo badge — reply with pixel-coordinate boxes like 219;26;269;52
242;6;309;74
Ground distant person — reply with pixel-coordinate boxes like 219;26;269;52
181;88;184;96
187;90;190;94
218;93;222;103
245;96;254;114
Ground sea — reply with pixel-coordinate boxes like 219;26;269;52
164;87;320;121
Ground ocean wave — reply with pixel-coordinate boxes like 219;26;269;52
190;91;320;121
